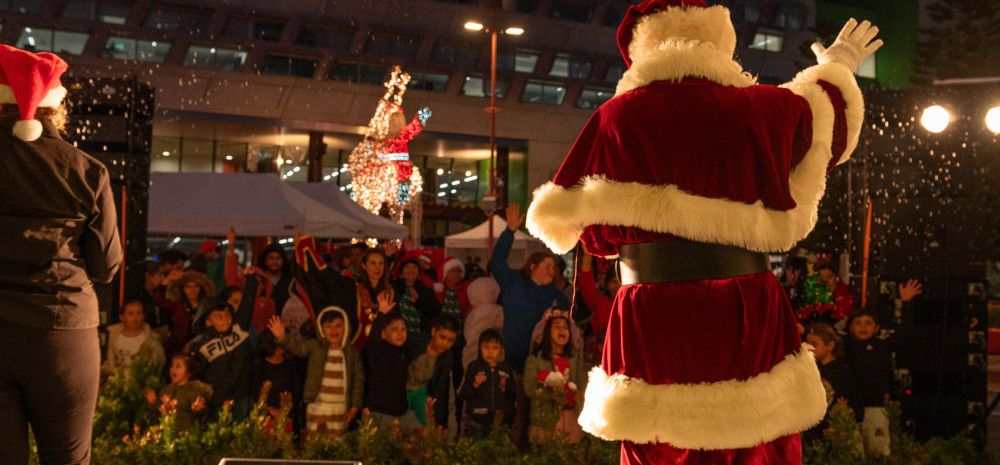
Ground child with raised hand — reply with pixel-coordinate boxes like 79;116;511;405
145;353;212;433
458;329;516;438
188;273;256;419
405;315;459;427
103;299;166;377
267;306;364;436
252;329;299;433
364;292;426;432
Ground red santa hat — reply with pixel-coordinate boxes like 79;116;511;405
617;0;736;68
0;45;69;142
441;257;465;277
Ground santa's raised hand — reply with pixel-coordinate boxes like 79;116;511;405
811;18;883;72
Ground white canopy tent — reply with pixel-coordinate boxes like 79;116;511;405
148;172;374;238
287;182;408;239
444;215;546;268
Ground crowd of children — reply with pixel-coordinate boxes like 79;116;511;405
103;220;922;452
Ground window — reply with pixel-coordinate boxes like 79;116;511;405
742;5;760;23
774;10;804;30
549;0;590;22
330;62;387;85
260;55;317;78
223;17;284;42
550;53;592;79
365;33;419;59
855;53;876;79
461;73;508;98
577;88;613;109
16;27;89;55
296;24;353;50
0;0;41;14
103;37;170;63
520;80;565;105
144;5;210;35
431;42;479;67
409;71;449;92
183;46;247;70
603;1;643;26
605;64;625;83
514;0;540;14
497;51;539;73
62;0;130;25
749;28;783;52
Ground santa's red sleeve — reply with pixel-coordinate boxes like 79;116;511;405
780;62;863;172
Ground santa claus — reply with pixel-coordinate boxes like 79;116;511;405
525;1;881;464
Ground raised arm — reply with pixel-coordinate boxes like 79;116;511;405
490;203;524;288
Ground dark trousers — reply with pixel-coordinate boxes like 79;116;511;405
0;320;99;465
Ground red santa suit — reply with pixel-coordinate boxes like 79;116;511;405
525;1;868;464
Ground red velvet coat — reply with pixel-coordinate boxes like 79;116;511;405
526;14;865;465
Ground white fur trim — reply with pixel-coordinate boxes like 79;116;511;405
527;65;848;255
616;40;756;96
629;6;737;63
578;344;827;449
781;63;863;165
13;119;43;141
0;84;67;108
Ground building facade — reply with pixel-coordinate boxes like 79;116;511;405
2;0;835;236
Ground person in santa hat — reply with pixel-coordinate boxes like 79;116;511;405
524;1;882;464
0;45;122;465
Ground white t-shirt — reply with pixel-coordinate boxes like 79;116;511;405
113;332;147;367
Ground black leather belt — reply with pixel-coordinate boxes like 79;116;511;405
618;240;771;285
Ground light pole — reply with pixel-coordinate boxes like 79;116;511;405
464;16;523;264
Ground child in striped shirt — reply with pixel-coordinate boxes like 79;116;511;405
268;306;364;436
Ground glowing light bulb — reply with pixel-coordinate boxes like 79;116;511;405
985;107;1000;134
920;105;950;133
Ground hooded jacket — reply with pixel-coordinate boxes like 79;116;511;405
188;276;256;410
280;306;364;407
0;112;122;329
258;243;292;313
462;277;504;367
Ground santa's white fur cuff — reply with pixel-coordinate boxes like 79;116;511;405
578;344;827;449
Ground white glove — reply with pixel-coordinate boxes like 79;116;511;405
543;371;565;387
810;18;884;72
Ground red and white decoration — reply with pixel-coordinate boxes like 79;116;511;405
526;1;877;464
0;44;68;142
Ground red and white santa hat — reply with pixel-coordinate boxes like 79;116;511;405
617;0;736;68
0;44;69;142
441;257;465;277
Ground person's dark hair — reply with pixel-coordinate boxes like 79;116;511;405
432;314;459;333
119;298;144;314
807;323;844;359
159;249;188;267
554;256;567;274
220;285;243;303
479;328;503;347
257;243;290;278
188;253;208;273
848;309;879;326
787;256;808;272
382;311;406;328
320;310;345;326
258;330;280;358
350;242;368;252
537;313;574;360
519;252;555;279
205;303;232;319
171;353;199;377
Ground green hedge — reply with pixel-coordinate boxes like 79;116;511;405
73;359;986;465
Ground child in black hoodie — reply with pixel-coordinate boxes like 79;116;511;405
458;329;516;438
364;304;423;432
189;271;258;420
